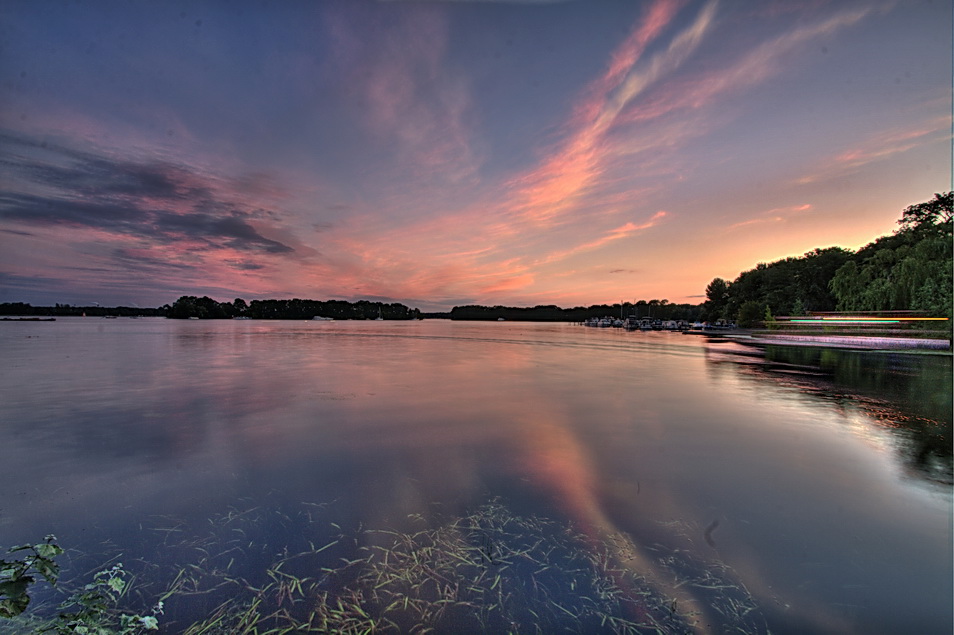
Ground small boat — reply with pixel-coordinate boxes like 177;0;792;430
312;316;333;321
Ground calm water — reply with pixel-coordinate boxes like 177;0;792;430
1;318;951;633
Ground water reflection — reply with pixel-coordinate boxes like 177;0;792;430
703;338;953;486
1;320;951;633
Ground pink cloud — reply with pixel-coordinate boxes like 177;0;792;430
796;119;948;185
220;2;884;308
612;4;874;141
478;274;536;295
579;211;669;249
327;4;480;185
724;204;812;231
182;1;892;309
287;205;543;304
283;2;885;309
506;0;702;224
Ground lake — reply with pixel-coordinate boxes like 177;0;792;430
1;318;951;633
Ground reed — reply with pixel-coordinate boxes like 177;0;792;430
3;500;767;634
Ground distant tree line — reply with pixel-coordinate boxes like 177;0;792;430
448;300;704;322
703;192;953;327
0;303;164;317
164;296;421;320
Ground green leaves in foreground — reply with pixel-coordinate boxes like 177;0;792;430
1;538;161;634
3;502;767;634
49;563;162;634
1;535;63;618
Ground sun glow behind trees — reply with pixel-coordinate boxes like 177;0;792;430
705;193;953;325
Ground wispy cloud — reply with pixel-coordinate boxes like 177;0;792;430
295;1;709;302
507;0;703;223
1;0;944;310
478;273;535;294
297;1;887;307
725;204;812;230
796;119;949;185
327;4;480;186
1;133;297;255
0;133;310;302
616;5;874;127
476;1;880;271
573;211;669;252
382;0;571;4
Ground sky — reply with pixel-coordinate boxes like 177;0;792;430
1;0;951;311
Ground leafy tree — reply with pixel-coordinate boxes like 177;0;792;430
704;278;729;321
793;247;851;311
790;297;807;317
719;193;950;322
829;194;953;319
167;296;198;319
736;301;764;328
167;296;419;320
898;191;952;233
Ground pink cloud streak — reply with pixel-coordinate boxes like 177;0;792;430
328;5;480;186
506;0;696;224
725;204;813;230
574;210;669;252
288;2;890;307
797;119;950;185
295;0;700;302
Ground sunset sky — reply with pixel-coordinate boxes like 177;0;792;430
1;0;951;311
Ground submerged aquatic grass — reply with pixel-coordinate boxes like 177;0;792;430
3;500;767;634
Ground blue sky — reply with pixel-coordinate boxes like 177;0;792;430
1;0;950;310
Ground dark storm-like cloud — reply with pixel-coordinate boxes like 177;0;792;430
0;133;189;199
228;261;266;271
153;211;293;254
1;191;143;226
0;132;294;255
1;227;36;237
17;155;187;200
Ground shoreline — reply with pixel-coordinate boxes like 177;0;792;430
716;330;952;354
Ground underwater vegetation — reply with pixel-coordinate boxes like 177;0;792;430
3;500;766;634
